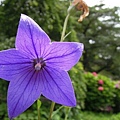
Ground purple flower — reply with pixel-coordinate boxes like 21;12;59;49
0;14;84;119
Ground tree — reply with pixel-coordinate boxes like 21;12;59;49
74;4;120;79
0;1;120;79
0;0;74;41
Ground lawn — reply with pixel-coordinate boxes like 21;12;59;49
77;111;120;120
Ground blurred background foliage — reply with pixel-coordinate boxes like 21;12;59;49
0;0;120;119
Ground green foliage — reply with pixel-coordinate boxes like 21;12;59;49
0;80;8;119
74;5;120;79
0;0;71;41
0;37;15;50
69;62;87;109
84;72;115;112
113;81;120;113
0;0;79;43
75;111;120;120
0;103;8;119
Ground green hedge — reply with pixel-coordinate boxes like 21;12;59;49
69;62;87;110
84;72;115;112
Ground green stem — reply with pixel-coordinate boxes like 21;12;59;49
52;106;64;118
47;7;71;120
37;99;41;120
60;13;70;42
64;107;71;120
48;102;55;120
37;108;40;120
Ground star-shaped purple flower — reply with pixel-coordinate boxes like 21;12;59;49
0;14;84;119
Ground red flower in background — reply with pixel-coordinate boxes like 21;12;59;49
92;72;97;76
98;80;104;85
98;86;104;91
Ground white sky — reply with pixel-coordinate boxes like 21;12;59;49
84;0;120;8
0;0;120;8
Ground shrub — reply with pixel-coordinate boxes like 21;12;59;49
69;62;87;109
113;80;120;113
84;72;115;112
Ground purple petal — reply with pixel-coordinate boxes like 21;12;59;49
44;42;84;71
42;66;76;107
8;70;44;119
0;49;32;81
15;14;51;59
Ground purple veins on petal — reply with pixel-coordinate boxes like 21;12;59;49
0;49;32;81
44;42;84;71
15;14;51;59
0;14;84;119
42;66;76;107
8;69;44;119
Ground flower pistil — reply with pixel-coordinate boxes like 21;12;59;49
34;58;46;71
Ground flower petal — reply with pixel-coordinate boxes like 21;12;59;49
42;66;76;107
8;70;44;119
0;49;32;81
44;42;84;71
15;14;51;59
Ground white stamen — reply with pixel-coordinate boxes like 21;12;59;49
35;63;41;71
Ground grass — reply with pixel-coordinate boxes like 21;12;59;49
77;111;120;120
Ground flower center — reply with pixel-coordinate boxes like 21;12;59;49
35;63;41;70
34;58;46;71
